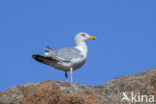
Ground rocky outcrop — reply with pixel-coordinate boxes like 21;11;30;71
0;68;156;104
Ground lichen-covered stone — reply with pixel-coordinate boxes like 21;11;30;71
0;68;156;104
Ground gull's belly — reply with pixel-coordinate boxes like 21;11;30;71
52;59;86;71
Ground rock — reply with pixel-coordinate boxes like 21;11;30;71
0;68;156;104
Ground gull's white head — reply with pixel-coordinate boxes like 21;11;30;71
75;32;96;42
75;32;96;58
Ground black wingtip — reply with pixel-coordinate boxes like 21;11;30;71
32;55;44;62
32;55;36;59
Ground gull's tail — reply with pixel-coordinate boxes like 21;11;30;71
45;43;53;50
44;43;56;57
45;42;53;54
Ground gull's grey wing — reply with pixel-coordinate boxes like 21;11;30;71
44;48;70;62
44;47;83;62
44;43;83;62
55;48;83;62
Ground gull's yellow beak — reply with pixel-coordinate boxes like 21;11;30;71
89;36;96;40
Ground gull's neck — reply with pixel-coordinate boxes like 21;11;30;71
75;40;88;58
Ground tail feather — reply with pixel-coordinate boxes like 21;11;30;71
45;43;52;50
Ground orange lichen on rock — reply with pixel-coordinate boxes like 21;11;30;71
22;85;101;104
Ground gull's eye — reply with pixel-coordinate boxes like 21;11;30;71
81;34;86;37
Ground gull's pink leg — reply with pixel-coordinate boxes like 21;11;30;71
70;68;73;83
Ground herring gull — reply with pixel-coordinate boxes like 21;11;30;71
32;32;96;83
